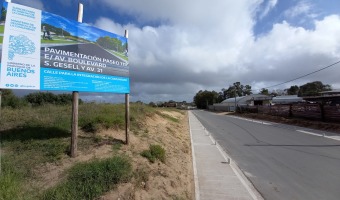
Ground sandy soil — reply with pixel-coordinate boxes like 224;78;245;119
35;110;194;200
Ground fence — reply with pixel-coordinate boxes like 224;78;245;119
240;104;340;122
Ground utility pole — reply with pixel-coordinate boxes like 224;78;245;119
234;87;237;112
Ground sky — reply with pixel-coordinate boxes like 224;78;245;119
7;0;340;103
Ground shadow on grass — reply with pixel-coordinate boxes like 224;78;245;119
0;126;70;142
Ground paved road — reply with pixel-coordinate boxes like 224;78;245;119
192;110;340;200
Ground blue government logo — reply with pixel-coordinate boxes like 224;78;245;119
8;35;36;60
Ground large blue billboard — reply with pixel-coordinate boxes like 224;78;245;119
0;2;129;93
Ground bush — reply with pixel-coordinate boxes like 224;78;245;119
141;144;166;163
43;156;132;200
1;89;26;108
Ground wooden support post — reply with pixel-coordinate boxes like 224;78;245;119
124;29;129;145
0;89;2;119
125;93;129;145
319;103;325;122
71;91;79;157
70;3;83;158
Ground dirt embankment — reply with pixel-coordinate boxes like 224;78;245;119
36;110;194;200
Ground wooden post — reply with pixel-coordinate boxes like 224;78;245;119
125;94;129;145
124;30;130;145
70;3;83;158
71;91;79;157
0;89;2;119
319;103;325;122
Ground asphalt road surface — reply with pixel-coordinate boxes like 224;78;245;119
192;110;340;200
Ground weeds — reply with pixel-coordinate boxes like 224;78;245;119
42;156;132;200
156;111;179;123
141;144;166;163
0;156;24;200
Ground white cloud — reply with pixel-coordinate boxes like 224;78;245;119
259;0;278;19
91;0;340;102
284;0;315;19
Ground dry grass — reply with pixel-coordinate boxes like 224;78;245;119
0;104;194;199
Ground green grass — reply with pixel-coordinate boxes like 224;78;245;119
0;25;4;33
0;103;162;198
156;111;180;123
141;144;166;163
41;38;78;44
42;156;132;200
112;51;128;61
0;156;25;200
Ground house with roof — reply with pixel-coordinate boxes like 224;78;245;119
209;94;272;112
271;95;304;105
302;89;340;105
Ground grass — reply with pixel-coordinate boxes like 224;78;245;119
108;50;128;61
0;156;25;200
156;111;180;123
141;144;166;163
42;156;132;200
41;38;78;44
0;103;174;198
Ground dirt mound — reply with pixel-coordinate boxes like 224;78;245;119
34;110;194;199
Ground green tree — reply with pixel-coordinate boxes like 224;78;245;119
24;92;81;106
223;82;252;99
193;90;219;109
96;36;124;52
260;88;269;95
298;81;331;97
1;89;25;108
1;6;7;21
286;85;299;95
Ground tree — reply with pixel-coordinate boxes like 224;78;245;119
286;85;299;95
298;81;331;97
243;85;252;96
24;92;80;106
223;82;252;99
260;88;269;95
1;89;25;108
149;102;156;107
193;90;219;109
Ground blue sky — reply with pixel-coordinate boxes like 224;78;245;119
254;0;340;35
6;0;340;102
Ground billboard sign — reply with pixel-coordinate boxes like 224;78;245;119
0;2;129;93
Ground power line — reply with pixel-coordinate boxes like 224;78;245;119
262;60;340;89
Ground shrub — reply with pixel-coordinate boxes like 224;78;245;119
43;156;132;200
141;144;166;163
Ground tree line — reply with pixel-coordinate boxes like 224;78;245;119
0;90;83;108
96;36;127;53
193;81;332;109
